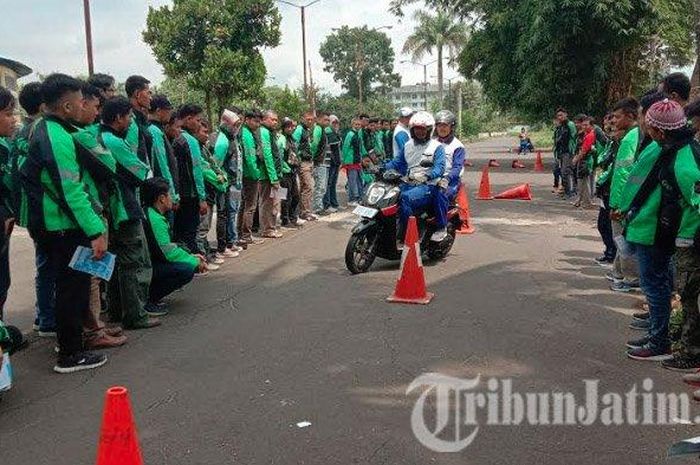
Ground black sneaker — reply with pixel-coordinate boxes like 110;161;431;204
145;302;169;317
626;336;649;350
661;354;700;372
629;319;650;331
54;351;107;374
627;346;673;361
632;311;649;322
595;255;614;265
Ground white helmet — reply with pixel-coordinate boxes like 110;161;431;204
397;106;415;118
408;111;435;143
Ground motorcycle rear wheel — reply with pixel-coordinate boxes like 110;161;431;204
345;230;378;274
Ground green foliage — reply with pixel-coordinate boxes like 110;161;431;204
316;94;395;128
154;76;206;108
143;0;281;120
319;26;400;101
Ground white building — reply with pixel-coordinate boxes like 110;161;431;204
387;83;441;111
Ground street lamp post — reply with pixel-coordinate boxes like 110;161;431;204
277;0;325;101
83;0;94;76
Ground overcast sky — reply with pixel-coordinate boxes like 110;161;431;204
2;0;459;94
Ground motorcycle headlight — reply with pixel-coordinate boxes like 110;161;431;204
366;185;386;205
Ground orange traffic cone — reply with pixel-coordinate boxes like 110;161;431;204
494;183;533;201
488;159;500;168
96;387;143;465
534;151;545;172
476;165;494;200
512;159;526;169
456;184;475;234
387;216;434;305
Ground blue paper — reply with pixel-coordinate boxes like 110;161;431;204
0;353;12;392
68;246;116;281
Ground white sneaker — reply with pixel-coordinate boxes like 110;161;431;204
296;218;307;225
431;228;448;242
348;201;359;207
220;249;239;258
195;270;210;277
327;207;338;213
227;245;244;253
210;257;225;265
206;263;220;271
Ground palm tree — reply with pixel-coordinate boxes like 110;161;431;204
402;8;468;104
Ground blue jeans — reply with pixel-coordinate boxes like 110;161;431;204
313;165;329;212
633;242;674;352
149;261;195;303
324;164;340;209
346;168;363;203
34;241;57;330
399;184;444;232
0;238;9;321
227;187;240;247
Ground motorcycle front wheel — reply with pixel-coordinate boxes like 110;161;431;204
345;229;378;274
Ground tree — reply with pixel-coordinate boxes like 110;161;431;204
155;76;206;108
143;0;281;122
319;26;400;104
402;8;468;104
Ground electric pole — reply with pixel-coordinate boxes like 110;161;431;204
83;0;94;76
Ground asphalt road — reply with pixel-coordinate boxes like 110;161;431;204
0;137;696;464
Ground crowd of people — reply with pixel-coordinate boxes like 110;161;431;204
0;71;442;377
552;72;700;396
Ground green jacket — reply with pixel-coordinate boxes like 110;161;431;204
311;124;327;165
73;124;117;226
292;124;313;161
342;129;366;165
621;141;700;245
181;130;207;200
24;116;105;239
100;125;150;226
214;128;242;189
276;134;292;174
144;206;199;270
148;123;179;203
8;117;39;226
200;143;228;193
0;138;13;224
258;126;280;183
595;140;615;189
240;126;263;181
373;130;386;159
609;126;641;210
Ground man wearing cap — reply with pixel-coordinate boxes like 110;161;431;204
148;95;180;213
393;107;413;159
619;99;700;362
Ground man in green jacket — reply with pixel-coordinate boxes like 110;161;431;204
99;96;161;329
213;109;243;252
238;110;265;245
292;111;317;221
608;97;643;293
342;117;366;205
323;115;342;212
23;74;108;373
173;104;208;253
0;88;17;330
143;177;206;307
553;108;578;198
621;99;700;362
148;95;179;210
311;112;330;215
259;110;282;238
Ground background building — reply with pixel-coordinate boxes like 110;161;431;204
0;57;32;93
387;83;441;111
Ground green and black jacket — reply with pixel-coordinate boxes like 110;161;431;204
22;115;105;239
148;121;180;204
144;206;199;270
0;138;13;225
173;130;206;200
126;109;153;169
259;126;281;183
99;124;151;225
292;124;313;162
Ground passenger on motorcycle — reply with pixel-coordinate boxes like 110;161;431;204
384;111;447;244
434;109;466;203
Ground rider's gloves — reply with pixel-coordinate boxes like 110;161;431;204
438;178;449;189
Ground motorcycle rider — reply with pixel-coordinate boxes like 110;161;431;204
434;110;466;215
384;111;447;244
392;107;413;159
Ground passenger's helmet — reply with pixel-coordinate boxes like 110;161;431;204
409;111;435;144
435;109;457;139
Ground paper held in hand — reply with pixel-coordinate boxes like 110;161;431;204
270;187;288;200
68;246;116;281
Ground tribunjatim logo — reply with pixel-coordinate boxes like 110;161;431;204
407;373;692;452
